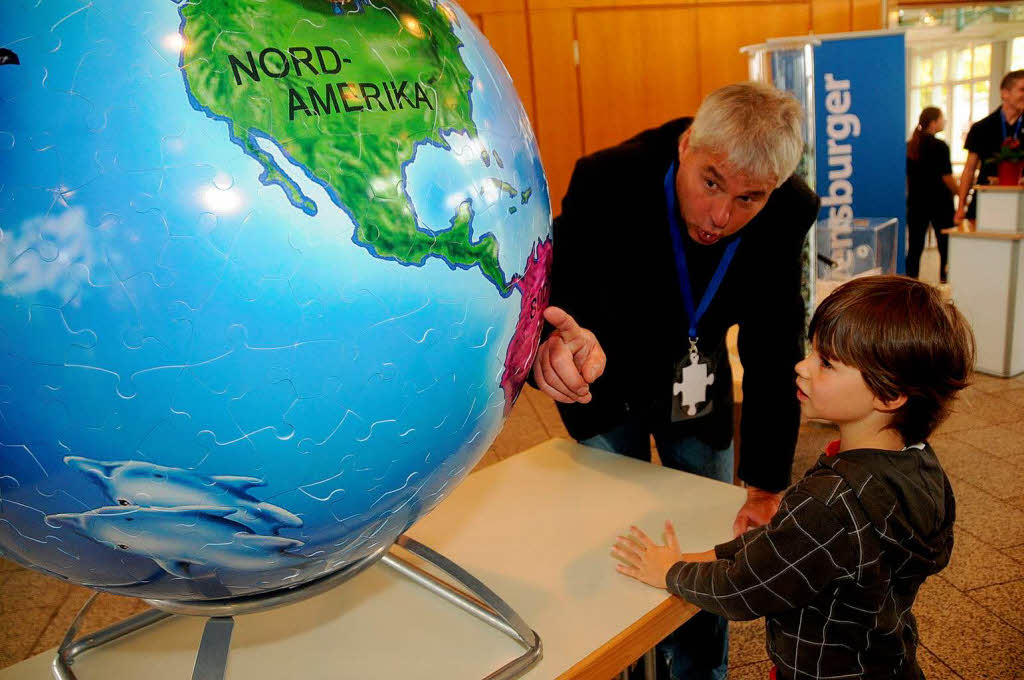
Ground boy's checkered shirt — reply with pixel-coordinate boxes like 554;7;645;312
666;443;954;680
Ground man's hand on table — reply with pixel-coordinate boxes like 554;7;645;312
732;486;783;537
532;306;606;404
612;521;715;590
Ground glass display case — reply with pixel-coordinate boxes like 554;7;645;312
815;217;899;303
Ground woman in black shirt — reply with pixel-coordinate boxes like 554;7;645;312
906;107;957;283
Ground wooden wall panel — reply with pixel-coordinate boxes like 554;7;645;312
897;0;981;5
851;0;883;30
696;3;811;95
529;0;695;10
477;12;538;125
575;7;701;154
528;9;584;209
459;0;525;13
519;0;871;210
812;0;853;34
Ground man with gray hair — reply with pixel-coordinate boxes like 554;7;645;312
531;81;819;679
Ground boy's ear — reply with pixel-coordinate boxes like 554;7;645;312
873;393;907;413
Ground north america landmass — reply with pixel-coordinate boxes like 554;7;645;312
176;0;549;411
178;0;515;290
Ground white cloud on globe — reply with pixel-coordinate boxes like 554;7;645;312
201;186;244;214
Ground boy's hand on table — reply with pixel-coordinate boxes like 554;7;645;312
612;522;714;589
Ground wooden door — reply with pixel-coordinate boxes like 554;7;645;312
576;7;702;154
696;3;812;94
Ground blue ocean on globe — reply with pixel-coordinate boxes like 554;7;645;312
0;0;551;600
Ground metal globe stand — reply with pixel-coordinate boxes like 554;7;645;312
51;535;542;680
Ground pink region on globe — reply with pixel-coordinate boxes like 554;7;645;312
501;238;553;415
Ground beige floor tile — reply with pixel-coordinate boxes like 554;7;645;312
1010;496;1024;513
472;448;501;472
0;605;55;670
728;619;768;667
727;659;773;680
948;478;1024;549
0;569;71;615
934;407;990;435
29;587;151;656
487;394;551;460
947;424;1024;465
968;373;1024;395
930;434;1024;500
969;579;1024;634
917;644;964;679
1000;388;1024;407
942;528;1024;592
954;390;1024;426
1006;544;1024;563
1002;418;1024;438
521;385;570;439
915;576;1024;679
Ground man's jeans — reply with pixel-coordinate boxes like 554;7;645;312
582;422;732;680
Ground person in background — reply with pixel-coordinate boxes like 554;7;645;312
613;275;975;680
955;69;1024;225
531;82;819;679
906;106;956;283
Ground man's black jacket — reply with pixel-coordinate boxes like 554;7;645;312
549;117;820;492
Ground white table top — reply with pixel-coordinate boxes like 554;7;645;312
0;438;746;680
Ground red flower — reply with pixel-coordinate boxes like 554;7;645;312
1004;137;1021;149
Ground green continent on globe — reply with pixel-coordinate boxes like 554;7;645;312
484;178;517;199
179;0;510;292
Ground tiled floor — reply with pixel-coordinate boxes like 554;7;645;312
2;251;1023;678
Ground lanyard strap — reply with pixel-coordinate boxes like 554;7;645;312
664;162;741;341
1002;109;1022;141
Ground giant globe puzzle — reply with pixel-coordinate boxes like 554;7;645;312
0;0;551;601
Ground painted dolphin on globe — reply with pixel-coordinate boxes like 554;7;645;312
45;505;307;579
63;457;302;534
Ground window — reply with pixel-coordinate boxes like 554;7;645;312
909;43;992;169
902;5;1024;177
1012;35;1024;67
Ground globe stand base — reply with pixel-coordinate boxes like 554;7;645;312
51;535;542;680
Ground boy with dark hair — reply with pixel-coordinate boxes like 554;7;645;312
612;275;975;679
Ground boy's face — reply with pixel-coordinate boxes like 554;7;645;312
794;346;877;424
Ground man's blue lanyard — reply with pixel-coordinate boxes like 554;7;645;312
664;162;741;343
1002;109;1022;141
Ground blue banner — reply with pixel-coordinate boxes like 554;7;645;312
813;34;907;272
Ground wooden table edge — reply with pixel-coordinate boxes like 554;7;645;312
555;595;699;680
975;184;1024;192
941;228;1024;240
